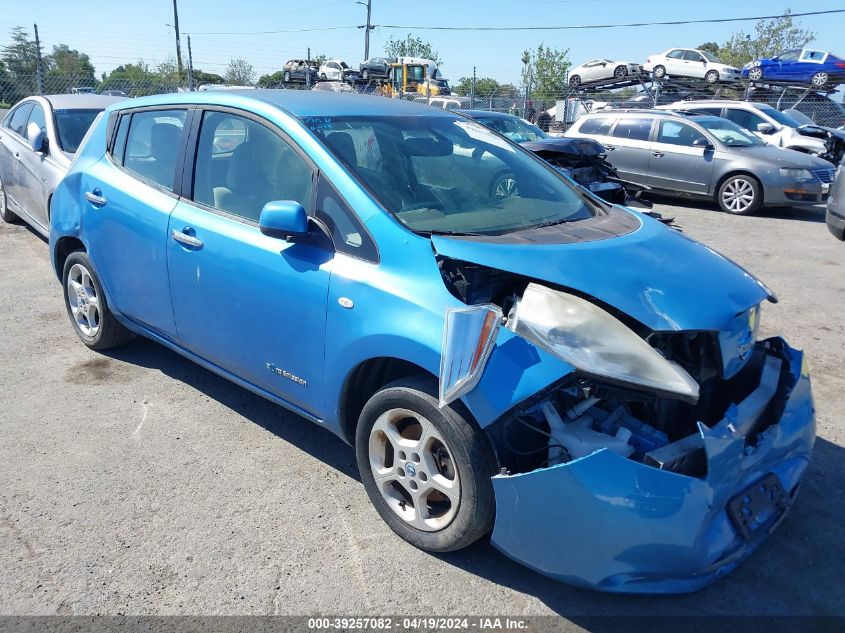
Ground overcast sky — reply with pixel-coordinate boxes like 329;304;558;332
2;0;845;87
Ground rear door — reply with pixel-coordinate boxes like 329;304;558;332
83;107;190;336
604;117;654;182
647;119;714;193
166;108;332;415
664;49;686;76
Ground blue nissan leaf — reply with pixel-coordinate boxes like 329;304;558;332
49;90;815;593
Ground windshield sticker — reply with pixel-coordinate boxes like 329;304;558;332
302;116;334;131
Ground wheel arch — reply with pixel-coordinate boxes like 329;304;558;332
715;170;764;203
53;235;86;280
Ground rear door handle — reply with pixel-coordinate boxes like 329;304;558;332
171;229;203;249
85;189;107;206
652;151;665;157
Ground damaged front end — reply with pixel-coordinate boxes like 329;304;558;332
435;229;815;593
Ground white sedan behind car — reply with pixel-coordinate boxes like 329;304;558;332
644;48;741;83
568;59;642;87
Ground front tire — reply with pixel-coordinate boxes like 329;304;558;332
748;67;763;81
361;69;369;80
356;377;496;552
653;65;666;79
62;251;133;350
283;71;291;83
718;175;762;215
569;75;581;88
614;65;627;78
705;70;719;84
0;177;19;224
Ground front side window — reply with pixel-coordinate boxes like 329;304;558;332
54;108;105;153
656;120;707;146
6;102;34;136
612;118;653;141
778;50;801;62
192;111;313;222
724;108;766;132
122;109;187;190
307;115;600;236
683;51;704;62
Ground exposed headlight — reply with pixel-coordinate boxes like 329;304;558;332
780;168;814;180
506;284;699;402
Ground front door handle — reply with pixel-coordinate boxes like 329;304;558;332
171;229;203;249
652;151;665;157
85;189;107;206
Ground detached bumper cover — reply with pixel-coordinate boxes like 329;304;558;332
490;338;815;594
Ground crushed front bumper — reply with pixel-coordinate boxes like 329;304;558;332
490;338;815;594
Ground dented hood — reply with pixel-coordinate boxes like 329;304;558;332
432;211;769;332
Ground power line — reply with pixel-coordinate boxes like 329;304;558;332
188;25;356;36
375;8;845;31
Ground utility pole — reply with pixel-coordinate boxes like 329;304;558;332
186;34;194;91
356;0;373;61
172;0;184;80
471;66;476;109
307;47;311;88
33;23;44;95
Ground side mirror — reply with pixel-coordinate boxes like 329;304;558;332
259;201;309;240
27;121;46;153
693;137;714;149
756;122;776;134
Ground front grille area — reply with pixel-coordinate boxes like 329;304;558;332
814;169;834;183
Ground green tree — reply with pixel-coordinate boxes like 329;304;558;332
98;61;166;97
155;58;182;86
698;42;721;58
717;9;815;68
225;57;255;86
452;76;501;96
191;69;224;86
312;53;328;67
384;34;442;65
257;70;286;88
1;27;40;98
522;44;570;98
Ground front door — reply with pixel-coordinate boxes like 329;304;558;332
84;107;190;336
166;109;331;416
647;119;714;194
15;102;51;229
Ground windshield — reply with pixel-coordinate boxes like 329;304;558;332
693;116;764;147
473;115;547;143
306;115;599;235
54;108;104;153
784;108;815;126
701;51;719;62
756;104;802;128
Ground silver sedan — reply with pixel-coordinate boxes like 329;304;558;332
0;94;123;236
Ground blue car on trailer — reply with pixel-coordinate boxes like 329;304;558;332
49;89;815;593
743;48;845;87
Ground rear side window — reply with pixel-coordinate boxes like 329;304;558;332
6;103;34;136
689;106;723;117
667;50;685;60
579;117;615;135
612;118;653;141
122;109;187;190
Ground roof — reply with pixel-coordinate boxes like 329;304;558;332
42;94;126;109
457;109;518;119
109;89;455;119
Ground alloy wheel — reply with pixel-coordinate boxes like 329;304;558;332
368;408;460;532
614;66;627;78
812;72;829;87
653;65;666;79
705;70;719;84
721;178;756;213
493;175;518;199
748;67;763;81
66;262;101;337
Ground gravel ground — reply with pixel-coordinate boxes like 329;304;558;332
0;199;843;618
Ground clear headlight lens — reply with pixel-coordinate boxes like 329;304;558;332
780;168;814;180
506;284;699;402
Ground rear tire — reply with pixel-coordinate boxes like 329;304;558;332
614;65;627;78
355;376;496;552
283;71;291;83
569;75;581;88
811;72;829;87
0;177;19;224
705;70;719;84
62;251;133;350
653;65;666;79
748;67;763;81
718;175;762;215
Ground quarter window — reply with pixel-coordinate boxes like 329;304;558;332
314;175;377;261
122;109;187;190
578;117;615;135
6;103;34;136
191;111;313;222
656;120;706;146
723;109;766;131
612;118;653;141
27;103;47;133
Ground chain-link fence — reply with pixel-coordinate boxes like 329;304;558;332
3;73;844;130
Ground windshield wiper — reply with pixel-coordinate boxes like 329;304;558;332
421;229;492;237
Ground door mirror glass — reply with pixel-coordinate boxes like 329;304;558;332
692;137;713;148
756;123;775;134
259;201;309;239
27;121;46;152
